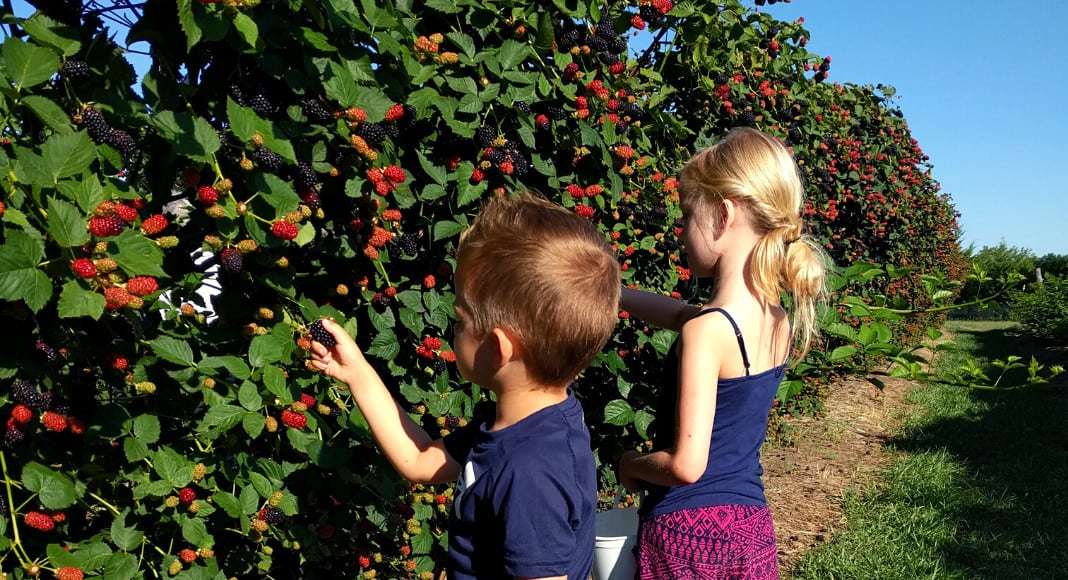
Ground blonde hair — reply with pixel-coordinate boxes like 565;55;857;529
679;127;828;359
456;192;621;386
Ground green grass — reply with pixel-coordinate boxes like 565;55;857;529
789;321;1068;579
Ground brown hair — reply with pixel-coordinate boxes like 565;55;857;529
680;127;828;359
455;192;621;386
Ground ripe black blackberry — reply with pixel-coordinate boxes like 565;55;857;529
300;98;334;124
485;148;506;164
60;60;91;83
36;339;57;363
474;125;496;148
787;127;802;143
357;122;388;148
251;147;285;173
738;111;756;126
395;233;419;257
220;248;244;273
229;83;247;106
249;92;279;117
544;105;567;121
0;494;7;515
598;52;620;66
261;506;285;525
639;5;662;25
11;379;36;403
397;105;418;129
594;13;615;39
308;319;337;348
556;30;581;50
81;106;110;143
608;36;627;54
514;100;531;114
585;35;609;54
295;162;319;190
50;395;71;415
3;426;24;449
106;128;139;160
432;359;447;374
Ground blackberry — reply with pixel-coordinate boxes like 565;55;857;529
608;36;628;54
738;111;756;126
220;248;244;273
787;127;802;143
295;162;319;190
356;122;388;148
585;35;609;54
397;105;418;129
0;494;7;515
251;147;285;173
639;5;662;25
485;148;506;164
261;506;285;525
557;30;581;50
598;52;620;66
372;293;391;307
11;379;36;403
432;358;447;374
3;426;24;448
81;106;110;143
594;13;615;39
249;92;279;117
767;25;780;38
59;60;91;83
300;98;334;124
544;105;567;121
474;125;496;148
383;123;399;139
444;416;460;430
229;83;247;106
105;128;139;159
50;395;71;415
619;102;644;121
308;319;336;348
514;100;531;114
36;339;57;363
395;233;419;257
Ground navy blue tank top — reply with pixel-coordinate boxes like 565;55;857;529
641;308;785;519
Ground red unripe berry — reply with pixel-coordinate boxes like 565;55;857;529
180;548;198;563
281;410;307;429
385;104;405;121
271;220;299;240
197;185;219;204
126;276;159;297
383;165;406;184
55;566;84;580
41;411;68;432
71;258;97;279
24;511;55;531
11;405;32;424
113;204;139;223
140;214;169;235
179;487;197;503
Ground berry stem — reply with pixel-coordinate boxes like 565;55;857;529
87;491;122;515
373;258;392;289
0;451;32;567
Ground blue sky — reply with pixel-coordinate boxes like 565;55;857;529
750;0;1067;257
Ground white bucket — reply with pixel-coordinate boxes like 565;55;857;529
592;497;639;580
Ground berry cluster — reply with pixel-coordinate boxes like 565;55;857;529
308;319;336;348
76;105;139;162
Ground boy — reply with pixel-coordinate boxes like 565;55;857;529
310;192;621;579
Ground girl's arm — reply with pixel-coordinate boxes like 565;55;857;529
310;319;461;484
619;315;730;489
620;287;700;332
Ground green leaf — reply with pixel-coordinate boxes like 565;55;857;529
151;336;195;367
153;447;193;487
112;229;166;277
406;87;442;117
2;36;60;89
22;95;74;134
231;12;259;49
650;330;677;356
148;111;221;163
354;86;394;121
240;485;259;515
213;491;243;518
366;329;400;360
58;174;105;213
22;462;79;509
243;411;265;438
417;151;447;185
181;516;210;546
199;355;251;379
110;511;144;552
323;60;359;105
603;399;634;426
262;365;290;399
176;0;202;50
22;13;81;56
133;414;161;444
47;197;88;247
238;381;263;411
497;39;529;69
249;334;288;367
0;229;52;312
433;220;466;241
829;345;857;361
57;280;105;319
634;409;655;439
123;437;149;462
199;404;247;437
43;131;95;181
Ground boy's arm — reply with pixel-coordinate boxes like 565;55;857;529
621;287;699;332
310;319;460;484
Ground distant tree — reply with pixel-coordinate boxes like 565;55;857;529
1036;253;1068;279
960;243;1035;302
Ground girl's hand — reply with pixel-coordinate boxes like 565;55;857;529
308;318;368;385
618;450;645;493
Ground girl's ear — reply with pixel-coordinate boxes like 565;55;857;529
720;198;737;230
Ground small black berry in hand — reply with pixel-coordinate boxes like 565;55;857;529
309;319;336;348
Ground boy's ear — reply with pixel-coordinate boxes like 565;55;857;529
489;327;516;364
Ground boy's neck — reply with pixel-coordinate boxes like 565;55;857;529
490;383;569;431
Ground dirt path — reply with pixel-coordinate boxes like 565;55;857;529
763;375;914;574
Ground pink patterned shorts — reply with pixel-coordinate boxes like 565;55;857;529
636;505;779;580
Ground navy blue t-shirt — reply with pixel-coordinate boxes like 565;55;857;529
443;392;596;580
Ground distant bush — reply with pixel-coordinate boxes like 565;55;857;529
1009;275;1068;341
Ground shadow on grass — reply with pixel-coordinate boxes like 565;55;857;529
888;324;1068;578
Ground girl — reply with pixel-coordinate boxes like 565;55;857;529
618;127;828;579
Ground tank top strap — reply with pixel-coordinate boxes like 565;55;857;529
690;307;751;376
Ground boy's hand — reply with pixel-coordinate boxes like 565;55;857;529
309;318;367;385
